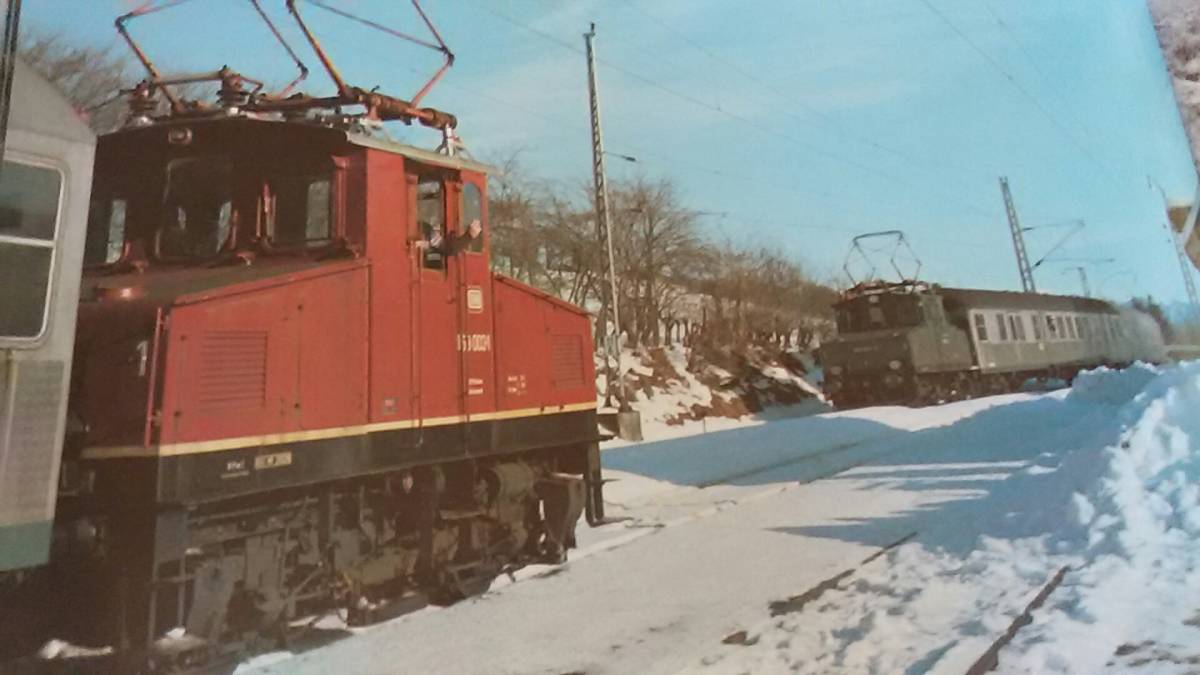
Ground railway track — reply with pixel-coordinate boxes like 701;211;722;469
715;531;920;649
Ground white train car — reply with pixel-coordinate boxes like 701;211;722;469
0;59;94;572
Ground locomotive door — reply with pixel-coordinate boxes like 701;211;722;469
450;175;496;428
412;171;463;425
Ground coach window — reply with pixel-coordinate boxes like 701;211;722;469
462;182;484;254
269;173;332;248
995;312;1008;341
1046;315;1058;339
0;160;62;340
973;313;989;342
418;176;446;271
1010;314;1025;341
1031;313;1044;341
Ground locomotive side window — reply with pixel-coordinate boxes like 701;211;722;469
462;182;484;254
418;177;446;270
973;313;989;342
0;160;62;340
270;174;332;247
995;312;1008;341
159;156;233;260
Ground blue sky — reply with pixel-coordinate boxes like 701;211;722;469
29;0;1200;302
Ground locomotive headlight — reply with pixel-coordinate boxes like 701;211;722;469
888;360;903;371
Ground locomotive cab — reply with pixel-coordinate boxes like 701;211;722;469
822;282;973;406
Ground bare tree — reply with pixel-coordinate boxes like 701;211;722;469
20;32;131;133
605;177;702;346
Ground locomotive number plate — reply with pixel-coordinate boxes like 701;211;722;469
457;333;491;352
254;451;293;470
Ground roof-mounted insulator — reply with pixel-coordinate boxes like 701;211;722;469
125;80;158;127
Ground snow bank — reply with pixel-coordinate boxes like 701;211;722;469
689;362;1200;674
1011;360;1200;672
1066;361;1159;405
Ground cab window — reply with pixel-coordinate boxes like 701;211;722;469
462;182;483;254
0;160;62;339
269;174;332;247
85;195;127;265
158;156;232;260
418;177;445;270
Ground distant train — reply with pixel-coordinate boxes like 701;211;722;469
820;281;1166;408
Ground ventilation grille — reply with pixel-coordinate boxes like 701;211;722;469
0;360;64;523
198;331;268;412
550;334;585;390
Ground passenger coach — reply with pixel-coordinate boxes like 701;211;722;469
0;60;94;574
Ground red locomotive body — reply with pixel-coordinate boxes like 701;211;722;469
9;115;605;658
78;119;598;492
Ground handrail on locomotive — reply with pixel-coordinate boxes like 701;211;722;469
114;0;458;137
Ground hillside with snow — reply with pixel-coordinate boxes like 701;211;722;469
600;345;828;442
1151;0;1200;170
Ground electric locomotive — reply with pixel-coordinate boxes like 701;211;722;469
821;280;1165;407
0;3;605;668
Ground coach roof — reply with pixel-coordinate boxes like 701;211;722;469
940;287;1117;314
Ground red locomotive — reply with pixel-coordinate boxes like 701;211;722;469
2;2;604;666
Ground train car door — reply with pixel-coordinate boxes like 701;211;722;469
450;174;496;428
411;170;462;424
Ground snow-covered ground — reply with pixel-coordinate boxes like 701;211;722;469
694;362;1200;674
239;362;1200;675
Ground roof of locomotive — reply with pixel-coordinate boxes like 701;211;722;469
10;58;94;146
100;114;496;175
